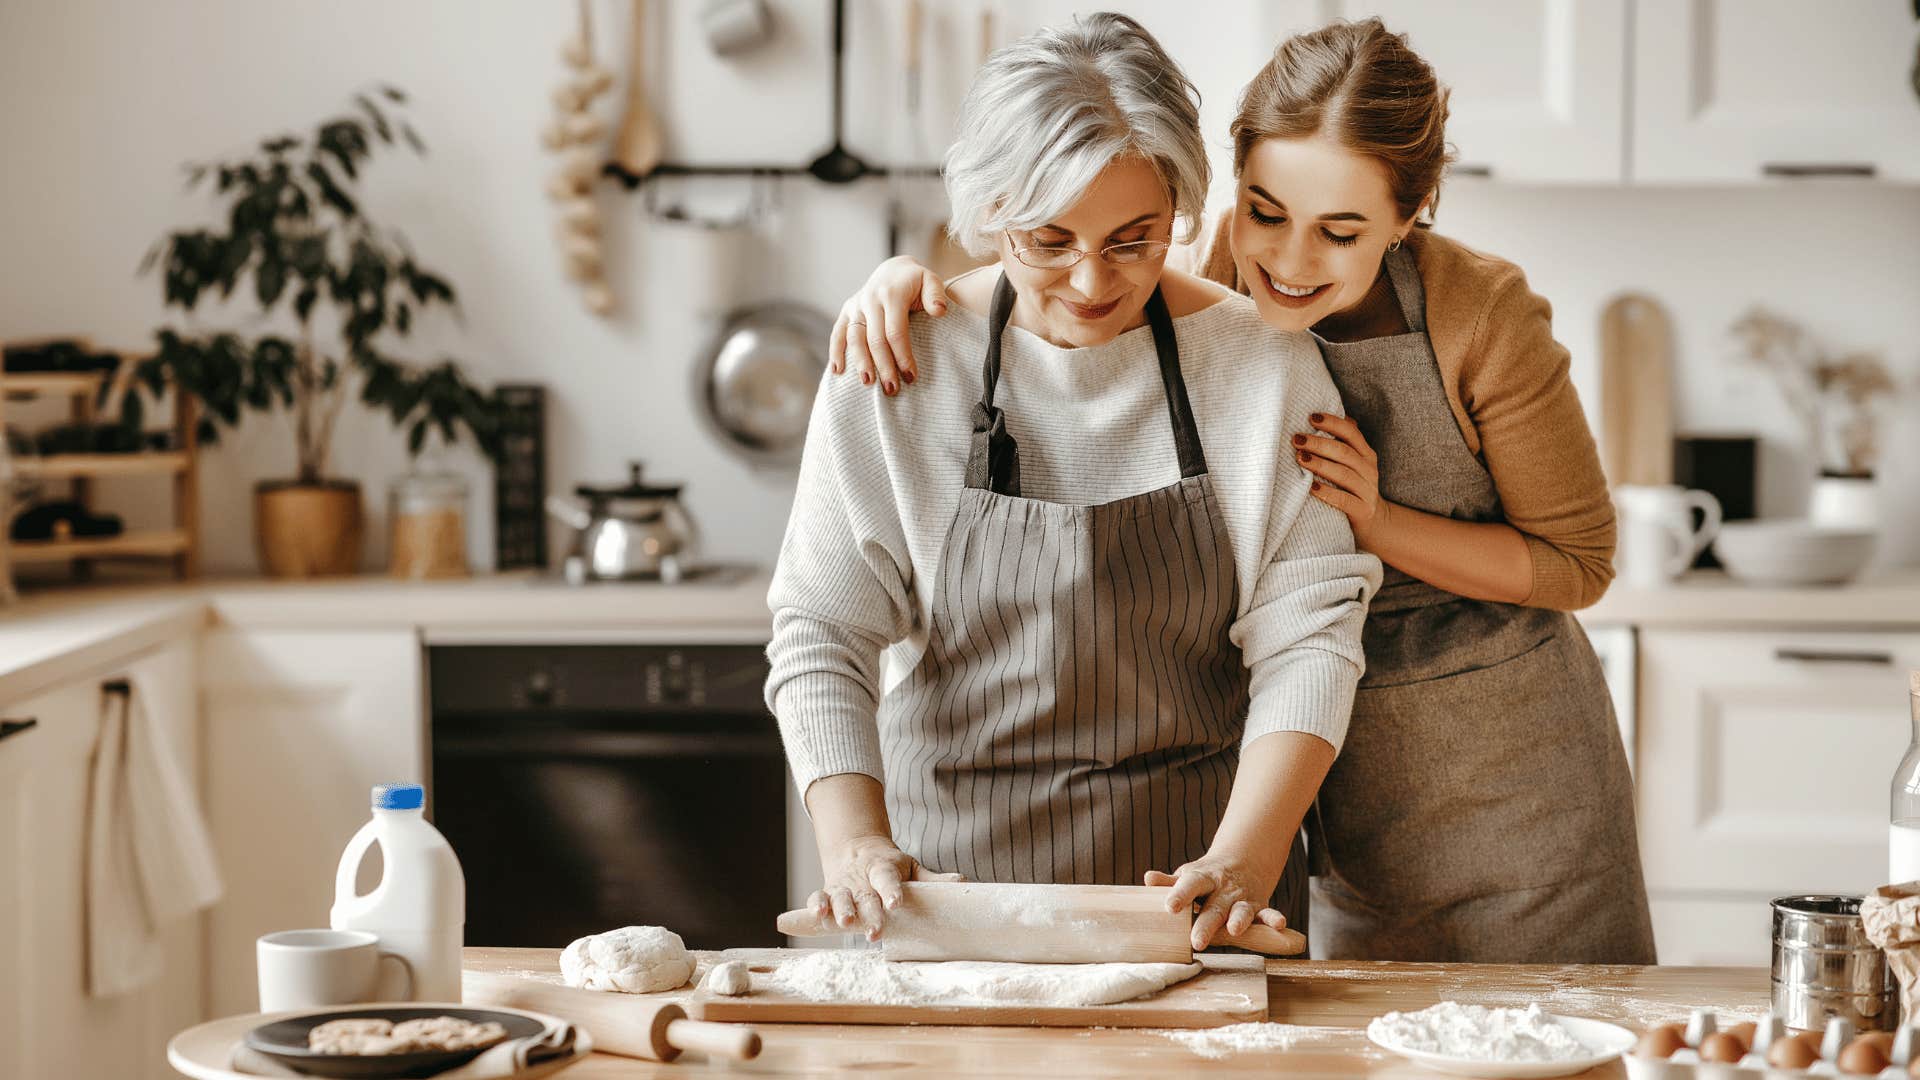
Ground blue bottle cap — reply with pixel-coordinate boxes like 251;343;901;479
372;783;424;810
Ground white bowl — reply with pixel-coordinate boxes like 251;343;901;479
1711;519;1875;586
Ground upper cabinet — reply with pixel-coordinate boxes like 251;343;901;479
1263;1;1920;185
1269;1;1629;182
1633;0;1920;182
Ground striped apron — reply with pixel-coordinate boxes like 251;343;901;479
879;274;1311;931
1306;245;1656;963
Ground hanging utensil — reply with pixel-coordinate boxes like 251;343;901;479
697;302;833;464
608;0;663;184
805;0;871;184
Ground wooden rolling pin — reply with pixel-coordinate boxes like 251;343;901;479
463;970;760;1063
776;881;1306;963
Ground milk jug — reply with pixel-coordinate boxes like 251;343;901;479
330;783;465;1001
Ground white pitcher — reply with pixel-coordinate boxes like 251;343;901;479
1614;484;1722;588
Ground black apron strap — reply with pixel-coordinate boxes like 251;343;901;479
1142;286;1208;479
965;274;1023;495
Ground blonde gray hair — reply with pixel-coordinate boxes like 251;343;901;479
944;12;1209;257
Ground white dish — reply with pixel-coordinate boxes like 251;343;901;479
1366;1013;1638;1079
1712;519;1875;586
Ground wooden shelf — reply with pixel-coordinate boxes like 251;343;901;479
1;371;106;398
13;452;190;479
7;529;191;563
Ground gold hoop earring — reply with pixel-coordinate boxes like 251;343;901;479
1387;236;1403;253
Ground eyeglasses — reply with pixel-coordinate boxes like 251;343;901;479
1010;239;1171;270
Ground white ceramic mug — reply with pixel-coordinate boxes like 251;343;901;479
1614;484;1722;588
256;929;413;1012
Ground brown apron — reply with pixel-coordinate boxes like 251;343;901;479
1307;246;1655;963
879;274;1312;933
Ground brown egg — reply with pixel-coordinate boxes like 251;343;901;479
1856;1032;1897;1054
1838;1038;1891;1075
1794;1029;1831;1054
1635;1024;1687;1060
1699;1032;1747;1063
1768;1036;1819;1070
1726;1021;1758;1047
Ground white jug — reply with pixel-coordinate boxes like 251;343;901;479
1614;484;1722;588
330;783;465;1002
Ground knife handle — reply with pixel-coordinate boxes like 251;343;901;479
1216;923;1308;957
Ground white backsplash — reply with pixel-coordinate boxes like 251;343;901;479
0;1;1914;576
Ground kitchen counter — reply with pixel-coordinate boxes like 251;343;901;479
0;570;774;703
1580;569;1920;628
6;565;1917;705
464;948;1768;1077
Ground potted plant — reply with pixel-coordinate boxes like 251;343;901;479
1729;307;1899;530
134;87;503;577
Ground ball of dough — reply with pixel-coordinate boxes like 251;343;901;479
705;960;752;996
561;926;694;993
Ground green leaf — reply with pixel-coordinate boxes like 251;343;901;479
120;389;145;432
401;124;425;154
255;255;287;307
408;419;427;455
381;84;407;103
306;161;357;218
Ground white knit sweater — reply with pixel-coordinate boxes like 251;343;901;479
766;288;1381;796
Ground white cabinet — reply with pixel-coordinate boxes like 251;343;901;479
201;628;424;1018
1632;0;1920;182
1265;0;1630;182
0;638;205;1080
1637;627;1918;965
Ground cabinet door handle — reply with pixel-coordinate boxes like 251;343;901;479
0;717;39;741
1762;163;1876;179
1774;648;1894;665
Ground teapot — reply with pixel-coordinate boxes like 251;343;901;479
545;462;701;583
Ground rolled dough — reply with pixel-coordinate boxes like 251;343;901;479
769;949;1204;1007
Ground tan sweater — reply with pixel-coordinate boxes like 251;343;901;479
1191;213;1615;611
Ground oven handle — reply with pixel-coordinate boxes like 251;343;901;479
433;729;784;759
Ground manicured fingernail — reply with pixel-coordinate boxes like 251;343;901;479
903;370;916;384
883;380;896;394
861;372;874;385
933;303;947;314
1291;434;1306;446
1310;412;1324;423
1311;481;1322;491
1298;450;1313;463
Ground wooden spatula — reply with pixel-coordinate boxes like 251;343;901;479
775;881;1305;964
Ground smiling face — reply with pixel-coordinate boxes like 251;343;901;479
996;155;1174;349
1229;133;1421;333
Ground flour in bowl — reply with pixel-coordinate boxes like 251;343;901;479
1367;1002;1589;1062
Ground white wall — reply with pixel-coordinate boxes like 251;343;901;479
1;0;1915;576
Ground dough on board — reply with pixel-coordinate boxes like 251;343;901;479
560;925;695;993
705;959;754;996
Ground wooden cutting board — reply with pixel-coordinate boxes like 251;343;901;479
465;946;1267;1030
1599;292;1675;487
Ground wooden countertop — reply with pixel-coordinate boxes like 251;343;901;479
465;948;1770;1077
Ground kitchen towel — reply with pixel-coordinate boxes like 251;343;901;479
85;660;223;997
229;1020;588;1078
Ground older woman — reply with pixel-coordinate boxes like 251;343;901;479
766;12;1377;950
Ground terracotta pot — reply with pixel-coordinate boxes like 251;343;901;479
255;480;363;578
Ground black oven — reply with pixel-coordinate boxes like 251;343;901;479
427;644;787;950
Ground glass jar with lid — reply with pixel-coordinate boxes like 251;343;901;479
388;471;470;579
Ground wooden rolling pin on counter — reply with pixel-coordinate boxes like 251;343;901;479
463;947;1772;1077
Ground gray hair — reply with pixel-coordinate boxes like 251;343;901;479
944;12;1209;256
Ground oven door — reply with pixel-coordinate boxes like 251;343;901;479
432;712;789;949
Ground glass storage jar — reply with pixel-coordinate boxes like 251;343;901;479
388;471;469;579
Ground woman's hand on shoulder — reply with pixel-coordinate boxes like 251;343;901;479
829;256;951;396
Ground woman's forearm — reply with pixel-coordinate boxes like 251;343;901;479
805;773;894;862
1209;731;1336;879
1357;499;1534;604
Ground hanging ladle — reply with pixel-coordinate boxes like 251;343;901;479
806;0;871;184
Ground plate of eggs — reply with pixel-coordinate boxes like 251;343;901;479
1625;1009;1910;1079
